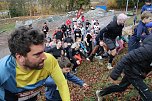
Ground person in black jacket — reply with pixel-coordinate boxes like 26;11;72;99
96;34;152;101
64;33;74;46
74;26;82;42
61;23;68;37
42;22;49;38
46;40;64;59
95;13;128;69
54;27;64;41
84;33;93;56
64;33;74;58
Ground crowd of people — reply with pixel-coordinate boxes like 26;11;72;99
43;13;129;71
0;0;152;101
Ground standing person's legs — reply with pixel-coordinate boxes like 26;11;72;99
103;38;116;69
88;43;92;56
129;78;152;101
109;49;116;64
89;45;99;61
85;43;90;56
96;76;131;101
71;59;79;73
44;32;47;38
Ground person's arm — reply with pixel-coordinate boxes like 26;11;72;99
96;22;112;42
141;5;145;14
66;73;84;86
96;27;107;41
42;26;44;31
136;24;144;41
61;49;65;57
47;26;49;32
80;43;87;53
110;43;152;80
52;31;57;38
48;55;70;101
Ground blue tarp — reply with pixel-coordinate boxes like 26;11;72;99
96;5;107;11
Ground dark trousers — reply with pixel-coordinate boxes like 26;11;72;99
101;76;152;101
85;42;92;56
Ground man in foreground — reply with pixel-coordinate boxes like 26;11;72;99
0;26;70;101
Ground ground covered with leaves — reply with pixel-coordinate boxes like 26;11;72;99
68;48;152;101
38;48;152;101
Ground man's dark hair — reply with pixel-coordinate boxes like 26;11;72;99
8;26;45;57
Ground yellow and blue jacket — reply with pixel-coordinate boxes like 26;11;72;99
0;53;70;101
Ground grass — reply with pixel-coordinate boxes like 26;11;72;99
0;23;15;34
125;14;141;26
67;47;152;101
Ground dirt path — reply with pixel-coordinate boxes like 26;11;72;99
0;32;10;59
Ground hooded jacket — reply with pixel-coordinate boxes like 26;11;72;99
0;53;70;101
110;34;152;80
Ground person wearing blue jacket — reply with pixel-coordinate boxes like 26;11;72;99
0;26;70;101
45;57;89;101
141;0;152;14
128;11;152;51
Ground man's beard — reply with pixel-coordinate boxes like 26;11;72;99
23;59;44;70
